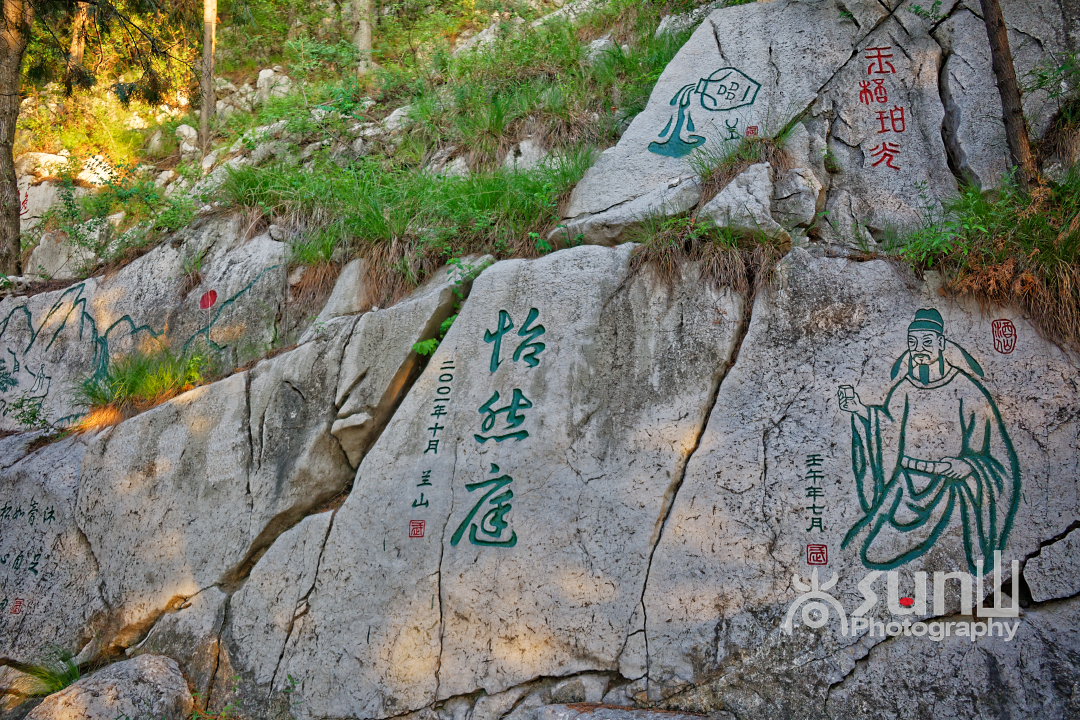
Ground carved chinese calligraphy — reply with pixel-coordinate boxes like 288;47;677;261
451;307;549;547
859;46;907;171
409;357;457;536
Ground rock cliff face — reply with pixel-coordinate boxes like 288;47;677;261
561;0;1074;246
1;2;1078;720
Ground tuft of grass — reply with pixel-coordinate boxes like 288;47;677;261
75;345;213;418
628;214;790;296
896;168;1080;349
5;650;80;701
28;164;200;277
386;0;694;169
689;131;795;206
1025;50;1080;164
224;147;592;307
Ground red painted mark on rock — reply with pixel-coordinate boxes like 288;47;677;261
992;319;1017;354
899;597;915;607
199;289;218;310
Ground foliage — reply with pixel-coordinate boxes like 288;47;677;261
7;394;55;433
6;650;80;699
628;213;790;296
286;37;360;78
1025;50;1080;157
894;168;1080;349
223;148;591;305
688;129;794;203
386;0;693;168
908;1;944;22
76;345;213;415
29;163;198;274
414;313;458;356
18;2;199;160
1024;50;1080;100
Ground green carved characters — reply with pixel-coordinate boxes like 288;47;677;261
451;464;517;548
838;309;1021;574
451;307;548;548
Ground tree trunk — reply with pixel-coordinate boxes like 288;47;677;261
199;0;217;152
0;0;33;276
65;1;89;92
977;0;1041;188
353;0;374;74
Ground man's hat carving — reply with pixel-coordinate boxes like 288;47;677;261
908;308;944;334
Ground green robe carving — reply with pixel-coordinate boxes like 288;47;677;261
842;360;1021;575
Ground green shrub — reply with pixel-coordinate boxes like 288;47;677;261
7;650;80;698
77;346;212;414
895;169;1080;348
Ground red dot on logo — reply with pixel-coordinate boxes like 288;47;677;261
900;597;915;607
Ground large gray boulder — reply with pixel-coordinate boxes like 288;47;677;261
221;244;746;719
640;248;1079;716
24;655;192;720
0;259;466;673
1;240;1078;720
561;0;888;242
0;215;287;432
560;0;1074;246
0;436;105;662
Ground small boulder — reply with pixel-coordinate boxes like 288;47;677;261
586;34;617;63
25;655;193;720
146;129;166;156
382;104;412;133
256;68;292;104
503;137;548;171
14;152;69;180
76;155;116;186
772;167;824;229
699;162;789;240
174;124;197;146
200;149;220;173
175;124;200;161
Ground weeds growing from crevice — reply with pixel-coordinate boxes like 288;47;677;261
74;343;217;423
225;148;593;308
895;168;1080;349
2;650;80;704
628;214;790;297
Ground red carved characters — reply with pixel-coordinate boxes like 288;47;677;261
870;142;902;170
859;46;906;170
858;78;889;105
865;46;896;75
409;520;426;538
806;544;829;566
992;319;1017;354
876;106;906;134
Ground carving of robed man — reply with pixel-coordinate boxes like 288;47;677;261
838;309;1021;574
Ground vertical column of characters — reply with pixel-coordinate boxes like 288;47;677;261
0;497;58;617
452;308;547;548
804;453;828;566
860;46;906;171
409;358;457;539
